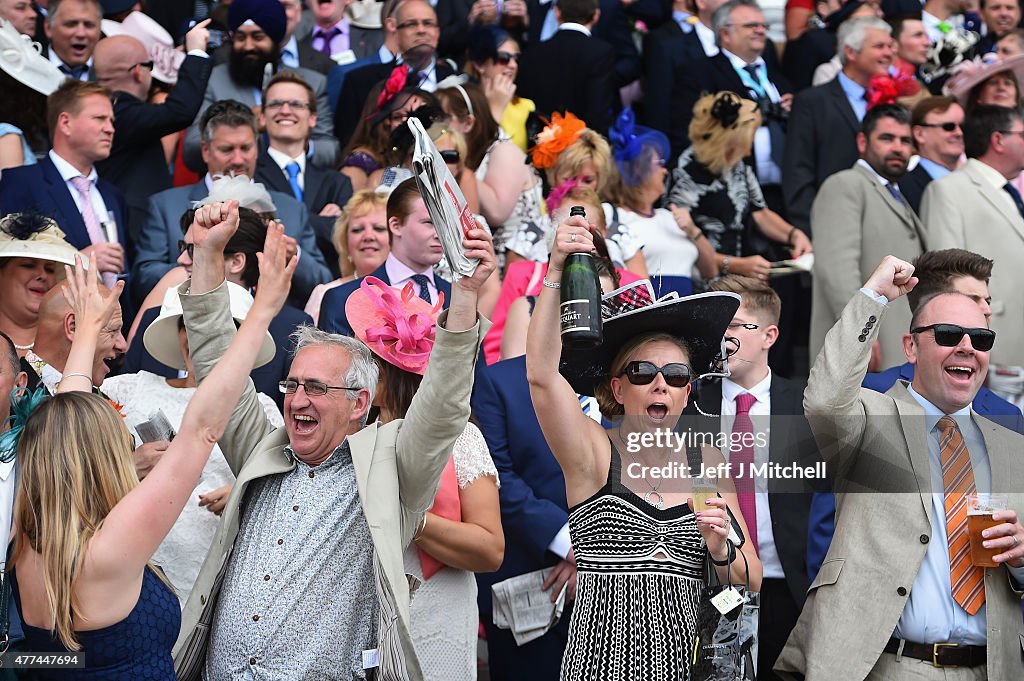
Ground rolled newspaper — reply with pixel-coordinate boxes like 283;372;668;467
408;117;490;280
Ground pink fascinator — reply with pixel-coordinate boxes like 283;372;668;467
345;276;444;375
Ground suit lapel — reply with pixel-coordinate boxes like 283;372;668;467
347;421;378;497
257;151;293;196
890;383;934;526
966;163;1024;244
41;158;89;246
826;78;859;135
854;163;922;233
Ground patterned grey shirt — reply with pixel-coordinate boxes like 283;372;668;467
205;441;378;680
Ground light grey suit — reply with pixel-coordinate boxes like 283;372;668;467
809;162;926;369
183;64;339;172
776;292;1024;681
171;282;487;681
921;159;1024;367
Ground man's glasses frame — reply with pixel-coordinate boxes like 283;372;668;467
915;122;961;132
279;379;361;396
265;99;311;112
910;323;996;351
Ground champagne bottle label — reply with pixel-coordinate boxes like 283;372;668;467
561;298;596;334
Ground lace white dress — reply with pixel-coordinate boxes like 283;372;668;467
101;371;284;606
402;422;499;681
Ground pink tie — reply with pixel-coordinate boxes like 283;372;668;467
69;176;117;288
733;392;758;553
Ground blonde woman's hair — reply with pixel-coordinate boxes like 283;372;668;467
429;122;469;172
13;392;171;650
594;332;691;418
332;190;389;277
689;92;762;175
547;129;613;192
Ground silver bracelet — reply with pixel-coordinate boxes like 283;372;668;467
542;278;561;289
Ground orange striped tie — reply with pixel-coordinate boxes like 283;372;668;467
937;416;985;615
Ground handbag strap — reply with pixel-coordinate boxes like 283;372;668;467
0;544;13;653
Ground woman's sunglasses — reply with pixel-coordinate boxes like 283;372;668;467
495;51;520;65
621;361;692;388
910;323;996;351
440;149;460;164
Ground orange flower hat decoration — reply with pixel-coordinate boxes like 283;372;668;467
530;112;586;169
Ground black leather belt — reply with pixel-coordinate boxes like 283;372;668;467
884;638;987;667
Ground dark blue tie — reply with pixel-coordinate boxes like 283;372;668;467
886;182;905;205
285;162;303;202
59;63;88;80
411;274;432;303
1004;183;1024;220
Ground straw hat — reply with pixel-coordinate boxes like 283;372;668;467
100;11;185;85
345;276;444;375
144;282;276;370
0;214;80;280
0;19;65;95
559;288;741;397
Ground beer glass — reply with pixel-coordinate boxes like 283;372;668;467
967;493;1008;568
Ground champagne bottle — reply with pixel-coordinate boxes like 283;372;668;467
560;206;603;348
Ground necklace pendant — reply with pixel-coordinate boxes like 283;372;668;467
643;490;665;510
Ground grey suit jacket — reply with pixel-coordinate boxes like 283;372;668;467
131;181;331;307
172;281;488;681
922;159;1024;367
182;64;339;172
777;292;1024;681
809;162;926;369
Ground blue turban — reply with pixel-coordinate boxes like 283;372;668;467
227;0;287;45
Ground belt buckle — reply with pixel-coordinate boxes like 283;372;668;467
933;642;959;667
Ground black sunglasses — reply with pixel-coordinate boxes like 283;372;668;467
621;361;692;388
910;323;996;351
916;121;961;132
495;51;520;65
440;149;460;164
177;240;194;259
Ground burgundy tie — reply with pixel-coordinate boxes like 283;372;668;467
733;392;758;553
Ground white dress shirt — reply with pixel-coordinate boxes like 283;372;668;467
721;370;785;579
49;150;111;241
722;49;782;185
384;254;439;304
694;20;719;57
267;146;307;192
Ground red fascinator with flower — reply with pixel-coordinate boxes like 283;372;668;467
866;70;921;109
530;112;586;169
376;65;410;112
345;276;444;375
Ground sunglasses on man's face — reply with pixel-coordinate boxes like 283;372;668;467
910;323;996;352
178;240;194;259
916;121;961;132
621;361;692;388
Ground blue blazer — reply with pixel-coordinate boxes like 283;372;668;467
0;156;128;255
471;355;569;615
317;262;452;336
131;181;332;308
123;303;312;412
807;362;1024;579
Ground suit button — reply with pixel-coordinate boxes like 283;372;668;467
920;534;929;544
897;586;907;596
868;315;877;323
866;320;874;328
200;594;206;605
858;335;867;342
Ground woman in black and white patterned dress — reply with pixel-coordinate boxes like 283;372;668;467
526;215;762;680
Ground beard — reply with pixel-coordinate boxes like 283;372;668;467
228;44;282;89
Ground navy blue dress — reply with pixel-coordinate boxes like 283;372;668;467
13;566;180;680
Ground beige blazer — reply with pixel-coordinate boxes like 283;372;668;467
809;163;926;369
921;159;1024;367
170;282;488;681
776;292;1024;681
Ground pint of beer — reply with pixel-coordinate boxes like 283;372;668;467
967;493;1008;568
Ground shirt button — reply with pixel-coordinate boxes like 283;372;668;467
264;574;271;581
920;534;929;544
308;471;315;479
252;614;260;621
293;505;299;511
277;538;284;545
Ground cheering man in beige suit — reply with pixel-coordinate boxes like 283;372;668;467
809;103;926;370
777;255;1024;681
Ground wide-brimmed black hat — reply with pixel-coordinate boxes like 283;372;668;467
559;289;741;396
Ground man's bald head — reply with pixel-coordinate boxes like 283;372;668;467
94;35;152;100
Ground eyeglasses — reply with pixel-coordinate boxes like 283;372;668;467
265;99;310;112
999;129;1024;139
916;121;961;132
440;149;460;164
728;21;769;30
621;361;692;388
728;322;760;331
910;323;996;351
177;240;194;259
396;18;438;30
495;51;520;65
131;60;154;71
278;379;360;396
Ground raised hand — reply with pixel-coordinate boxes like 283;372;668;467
62;252;124;334
693;496;733;563
253;221;298;315
456;218;497;293
184;18;211;53
549;214;597;272
191;200;241;254
864;255;918;301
